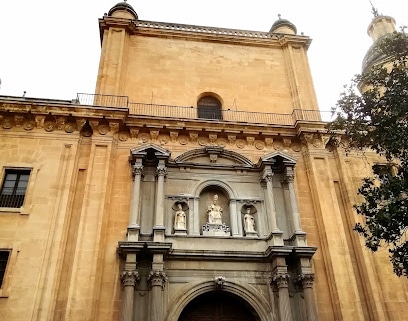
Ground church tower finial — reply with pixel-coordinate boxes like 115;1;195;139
369;0;379;17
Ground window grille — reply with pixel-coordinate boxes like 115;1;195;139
197;96;222;120
0;169;31;208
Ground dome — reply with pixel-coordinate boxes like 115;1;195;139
108;1;138;19
362;15;396;74
270;15;297;35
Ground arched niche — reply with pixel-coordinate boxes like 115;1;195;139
191;180;237;235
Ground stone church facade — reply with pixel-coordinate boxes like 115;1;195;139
0;2;407;321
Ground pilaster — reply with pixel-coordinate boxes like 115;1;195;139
300;132;365;321
282;165;307;246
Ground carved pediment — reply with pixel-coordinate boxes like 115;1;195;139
173;147;253;168
129;143;170;165
130;143;170;158
258;151;297;172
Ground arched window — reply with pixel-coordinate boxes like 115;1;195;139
197;95;222;120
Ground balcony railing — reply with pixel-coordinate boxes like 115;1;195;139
76;93;334;125
0;188;26;208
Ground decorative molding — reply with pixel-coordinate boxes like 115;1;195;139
208;134;217;145
170;131;178;142
148;270;168;289
132;164;144;176
265;137;273;148
150;130;159;141
156;165;167;177
270;273;290;289
214;276;226;289
295;274;315;289
120;270;140;287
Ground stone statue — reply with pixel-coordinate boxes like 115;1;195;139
207;194;223;224
244;207;256;233
174;203;186;230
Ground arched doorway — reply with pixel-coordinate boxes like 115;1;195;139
178;291;260;321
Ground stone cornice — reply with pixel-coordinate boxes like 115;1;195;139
0;96;332;155
99;16;311;49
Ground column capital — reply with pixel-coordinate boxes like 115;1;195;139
270;272;290;289
132;164;144;176
262;169;274;182
156;165;167;177
148;270;168;289
120;270;140;287
296;273;315;288
283;164;295;179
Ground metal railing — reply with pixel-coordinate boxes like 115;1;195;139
0;188;26;208
75;93;334;125
76;93;129;108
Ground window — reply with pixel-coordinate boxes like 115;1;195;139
0;251;9;288
197;96;222;120
0;169;31;208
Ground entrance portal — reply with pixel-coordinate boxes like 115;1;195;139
178;291;260;321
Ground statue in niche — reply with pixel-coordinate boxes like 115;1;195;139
174;203;187;230
207;194;223;224
243;206;257;236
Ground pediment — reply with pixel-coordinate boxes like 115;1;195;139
130;143;171;159
258;151;296;171
173;147;253;168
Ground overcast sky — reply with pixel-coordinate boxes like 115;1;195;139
0;0;407;112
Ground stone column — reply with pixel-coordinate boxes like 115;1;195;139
284;166;302;232
120;270;139;321
128;160;143;241
154;160;167;241
148;269;167;321
271;273;293;321
282;166;307;246
262;168;279;232
297;274;318;321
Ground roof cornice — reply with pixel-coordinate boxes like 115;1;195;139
99;17;311;49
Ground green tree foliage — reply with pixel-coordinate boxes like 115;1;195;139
328;31;408;276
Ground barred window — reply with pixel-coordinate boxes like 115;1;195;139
197;96;222;120
0;251;10;288
0;169;31;208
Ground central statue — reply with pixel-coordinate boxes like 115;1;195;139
202;193;230;236
207;194;223;224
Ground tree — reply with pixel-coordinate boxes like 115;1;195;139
328;30;408;276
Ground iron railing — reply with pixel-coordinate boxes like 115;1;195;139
76;93;334;125
76;93;129;108
0;188;26;208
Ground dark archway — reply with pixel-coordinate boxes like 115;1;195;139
178;291;260;321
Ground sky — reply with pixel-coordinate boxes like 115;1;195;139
0;0;407;112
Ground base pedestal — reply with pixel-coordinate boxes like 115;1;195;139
202;223;230;236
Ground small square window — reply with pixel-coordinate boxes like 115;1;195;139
0;251;10;288
0;169;31;208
